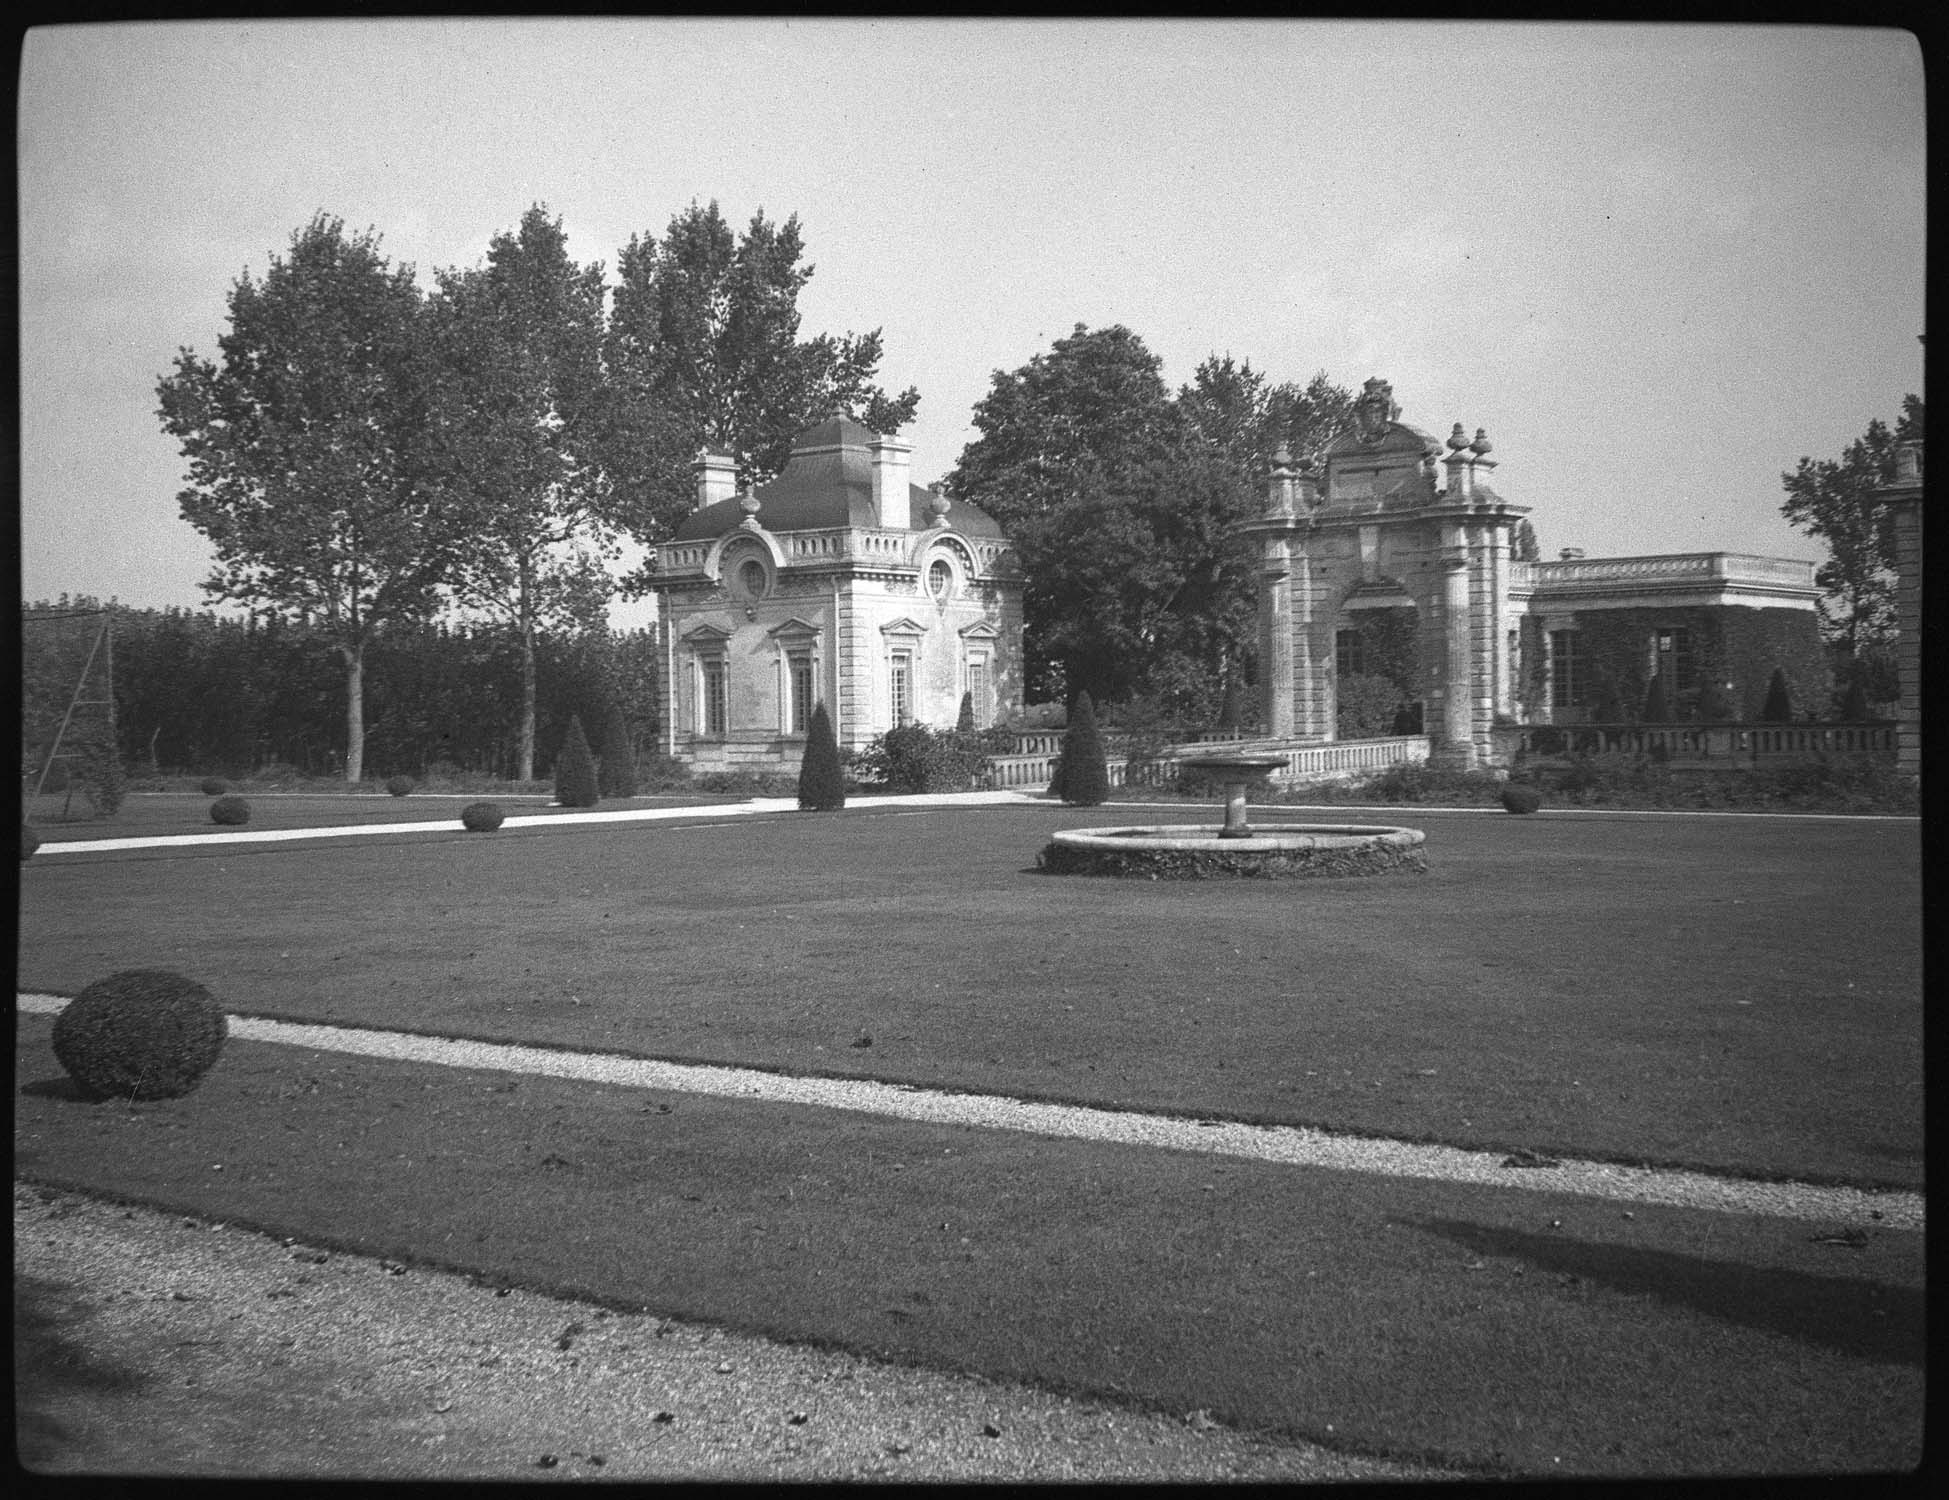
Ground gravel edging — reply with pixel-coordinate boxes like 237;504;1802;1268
16;1183;1452;1482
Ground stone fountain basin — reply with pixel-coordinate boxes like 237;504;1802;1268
1038;823;1426;879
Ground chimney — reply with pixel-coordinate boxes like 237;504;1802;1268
869;433;914;530
692;451;737;511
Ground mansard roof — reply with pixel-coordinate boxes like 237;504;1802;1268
670;417;1005;542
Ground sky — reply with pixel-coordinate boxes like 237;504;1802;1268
16;19;1927;630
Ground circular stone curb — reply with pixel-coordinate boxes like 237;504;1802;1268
1037;824;1426;879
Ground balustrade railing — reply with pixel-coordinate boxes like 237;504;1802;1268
1499;721;1896;765
982;734;1430;792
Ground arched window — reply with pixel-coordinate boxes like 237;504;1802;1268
738;558;768;599
928;557;954;600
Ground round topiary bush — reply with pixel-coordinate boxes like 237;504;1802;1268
199;777;229;796
51;969;228;1101
210;795;251;825
1500;783;1543;815
386;775;415;797
460;801;505;832
23;823;42;860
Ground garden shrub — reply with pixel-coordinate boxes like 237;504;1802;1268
798;702;846;810
385;775;415;797
460;801;505;832
22;823;41;860
1837;676;1871;722
956;691;976;733
51;969;228;1101
1759;667;1794;723
77;747;127;819
596;700;638;798
199;776;228;796
553;714;600;808
1500;783;1543;815
853;723;988;793
210;795;251;825
1059;693;1110;807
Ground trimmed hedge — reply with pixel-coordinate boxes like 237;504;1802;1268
554;714;600;808
199;777;229;796
210;795;251;825
596;700;638;799
797;702;846;811
51;969;228;1101
460;801;506;832
1500;783;1543;815
1059;692;1110;807
385;775;415;797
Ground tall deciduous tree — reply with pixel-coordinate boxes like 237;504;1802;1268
157;215;455;783
602;201;920;561
1779;394;1923;653
429;206;615;782
947;327;1350;717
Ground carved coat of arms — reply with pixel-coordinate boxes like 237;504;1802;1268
1352;377;1398;447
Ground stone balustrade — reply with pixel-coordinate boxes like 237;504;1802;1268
982;734;1431;792
1498;721;1897;765
1525;552;1817;589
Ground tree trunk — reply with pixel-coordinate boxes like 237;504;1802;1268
343;642;366;784
517;585;537;786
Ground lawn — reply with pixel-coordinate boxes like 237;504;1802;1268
14;799;1925;1477
18;802;1923;1187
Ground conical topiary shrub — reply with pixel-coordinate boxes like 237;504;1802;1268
596;700;638;799
1838;675;1871;722
51;969;228;1101
798;702;846;811
1059;692;1110;807
1642;672;1672;723
460;801;505;832
210;795;251;825
554;714;600;808
956;691;976;733
1759;667;1794;723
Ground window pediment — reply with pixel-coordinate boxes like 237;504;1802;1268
767;616;823;644
880;616;929;639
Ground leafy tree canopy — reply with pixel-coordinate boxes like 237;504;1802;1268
947;326;1351;716
428;205;617;780
156;213;459;781
1779;394;1922;652
602;201;920;558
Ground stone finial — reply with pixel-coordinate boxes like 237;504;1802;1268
738;486;762;529
1272;443;1293;469
925;491;952;527
1447;423;1470;451
1470;428;1494;456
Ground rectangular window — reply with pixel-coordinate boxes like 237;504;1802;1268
1335;628;1364;678
967;657;988;726
890;653;912;726
700;658;727;737
789;655;814;734
1654;628;1698;695
1550;630;1584;707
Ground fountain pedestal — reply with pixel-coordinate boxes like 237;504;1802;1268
1180;755;1288;839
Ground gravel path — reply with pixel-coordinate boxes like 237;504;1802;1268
16;993;1924;1231
15;1184;1447;1481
